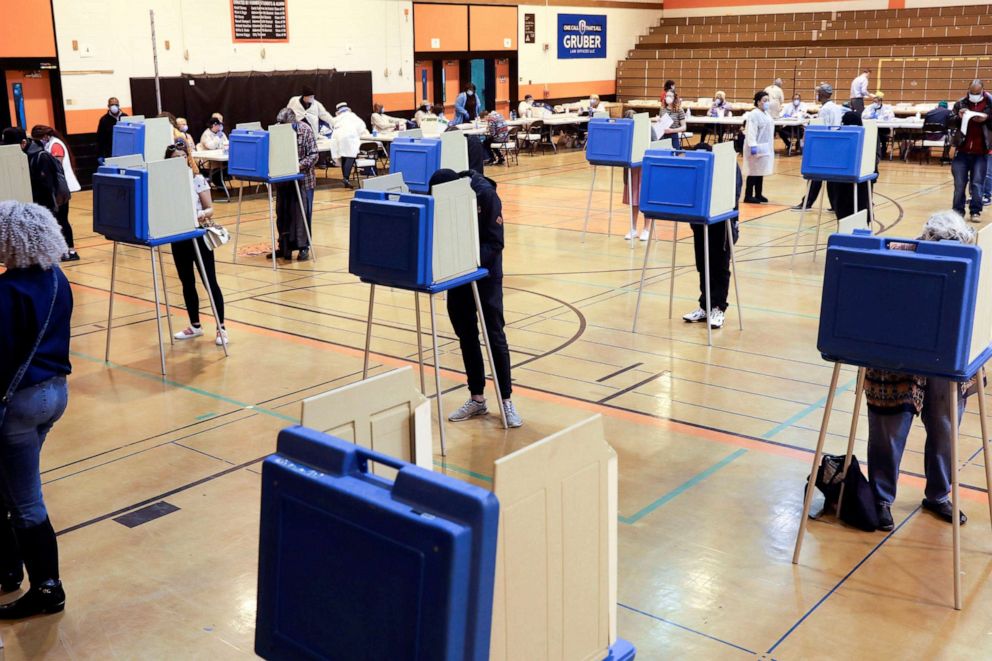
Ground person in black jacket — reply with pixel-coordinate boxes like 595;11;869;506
2;128;61;215
0;201;73;619
428;168;522;428
96;97;127;160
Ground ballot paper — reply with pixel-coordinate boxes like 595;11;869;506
961;110;988;135
655;113;674;133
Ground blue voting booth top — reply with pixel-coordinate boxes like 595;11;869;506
91;165;204;247
586;118;640;167
111;122;144;159
637;149;738;224
255;426;499;661
226;129;304;183
801;125;879;183
389;137;443;194
818;230;992;379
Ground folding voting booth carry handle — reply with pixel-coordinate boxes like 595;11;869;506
277;426;409;478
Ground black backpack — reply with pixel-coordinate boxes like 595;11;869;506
28;149;70;209
810;453;880;532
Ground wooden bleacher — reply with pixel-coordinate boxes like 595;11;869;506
619;4;992;105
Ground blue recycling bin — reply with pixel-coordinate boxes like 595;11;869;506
818;230;989;377
389;137;442;193
586;118;637;166
111;122;145;158
228;129;272;179
801;125;871;182
255;426;499;661
638;149;736;223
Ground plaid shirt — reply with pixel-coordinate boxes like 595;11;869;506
295;121;319;190
486;112;509;140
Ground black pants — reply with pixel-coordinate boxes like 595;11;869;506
779;126;804;153
446;251;512;400
691;223;733;311
745;176;764;199
172;237;225;326
56;204;74;249
482;137;504;163
341;157;355;181
829;181;870;221
802;180;837;210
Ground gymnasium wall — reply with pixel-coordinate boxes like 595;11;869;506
663;0;991;17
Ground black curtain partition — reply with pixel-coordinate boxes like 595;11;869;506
129;69;373;139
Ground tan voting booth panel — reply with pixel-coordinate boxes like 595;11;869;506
120;116;174;164
361;173;409;194
440;131;469;173
300;367;432;479
837;210;869;235
630;113;650;165
0;145;32;203
859;121;880;179
267;124;300;179
146;158;198;240
430;177;481;283
969;224;992;363
711;141;737;217
490;415;618;661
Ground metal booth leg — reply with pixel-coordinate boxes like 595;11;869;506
868;179;876;229
266;183;278;272
414;292;426;393
157;247;174;344
294;180;317;263
608;167;614;238
632;218;656;333
837;367;867;513
979;367;992;532
950;379;962;610
727;221;744;330
812;182;827;262
791;179;813;270
362;284;376;379
472;281;509;430
105;242;119;363
192;239;229;357
703;223;713;347
149;245;167;376
668;224;678;319
582;165;598;243
793;362;844;564
429;294;448;456
628;167;636;251
232;183;244;263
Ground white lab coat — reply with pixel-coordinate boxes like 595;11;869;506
330;111;369;160
764;84;785;108
781;102;808;119
862;103;895;122
743;108;775;177
45;137;80;192
288;96;334;136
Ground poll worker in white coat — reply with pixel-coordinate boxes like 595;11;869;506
330;102;369;189
862;91;896;157
742;91;775;204
30;125;80;261
288;85;333;137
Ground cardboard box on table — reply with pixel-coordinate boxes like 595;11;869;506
638;141;737;222
91;156;197;244
227;124;298;180
349;177;480;289
0;144;32;203
111;116;174;162
300;367;432;480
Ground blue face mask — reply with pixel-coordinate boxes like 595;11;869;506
763;102;770;111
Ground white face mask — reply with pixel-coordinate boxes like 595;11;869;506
793;99;801;106
109;104;120;114
969;93;983;103
466;90;474;97
874;102;882;108
665;94;674;104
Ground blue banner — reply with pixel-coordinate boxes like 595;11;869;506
558;14;606;59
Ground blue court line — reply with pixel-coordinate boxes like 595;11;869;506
761;377;858;440
618;602;756;655
619;449;747;525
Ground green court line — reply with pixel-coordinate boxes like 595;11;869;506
433;461;493;483
618;449;748;525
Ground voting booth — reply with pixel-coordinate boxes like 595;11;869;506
256;427;499;661
351;175;506;453
630;143;743;346
791;123;879;266
794;227;992;610
92;157;227;375
228;124;315;270
389;136;443;193
111;116;173;163
0;145;32;203
581;114;651;244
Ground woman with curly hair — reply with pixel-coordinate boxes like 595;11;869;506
0;201;73;618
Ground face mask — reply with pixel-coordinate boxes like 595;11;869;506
179;126;188;133
716;99;723;105
874;102;882;108
793;100;801;106
302;97;313;107
762;102;770;111
665;94;674;104
969;93;983;103
214;125;223;133
466;90;474;97
110;105;120;114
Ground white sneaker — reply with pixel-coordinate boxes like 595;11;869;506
502;400;523;428
639;229;650;241
174;326;204;340
215;329;229;346
624;229;636;240
682;308;707;323
709;308;725;329
448;398;488;422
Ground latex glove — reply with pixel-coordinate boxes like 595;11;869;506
750;146;758;155
320;126;332;136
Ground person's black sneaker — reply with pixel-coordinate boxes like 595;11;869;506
0;579;64;619
60;251;80;262
743;197;759;204
922;498;967;525
970;211;982;223
877;503;894;531
264;249;285;260
342;179;354;189
297;248;310;261
757;195;769;203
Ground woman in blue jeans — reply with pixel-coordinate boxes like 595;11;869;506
0;201;73;618
865;210;975;532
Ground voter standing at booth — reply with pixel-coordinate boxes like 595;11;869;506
427;169;522;429
271;108;318;261
743;91;775;203
865;210;976;531
829;113;876;222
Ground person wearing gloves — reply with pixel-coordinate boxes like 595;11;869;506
427;168;522;429
743;91;775;204
864;210;976;531
779;93;808;155
454;83;484;125
287;86;333;137
330;101;370;189
370;104;406;133
862;91;896;157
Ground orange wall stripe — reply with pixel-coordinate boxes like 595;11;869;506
372;92;416;112
888;0;905;8
64;107;133;136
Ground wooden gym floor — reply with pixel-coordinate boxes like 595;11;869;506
2;146;989;659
